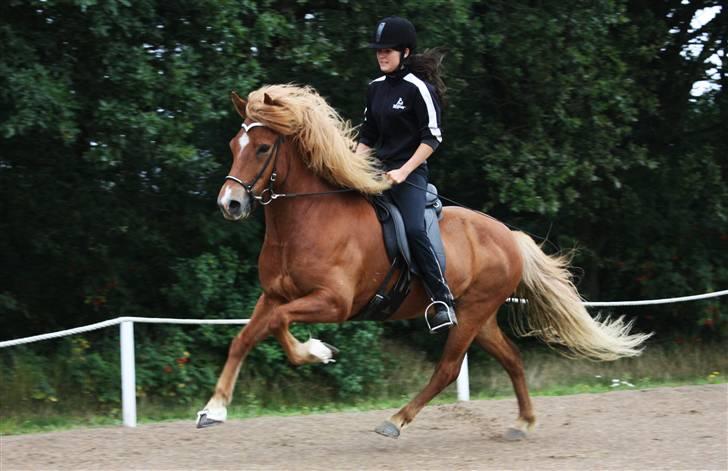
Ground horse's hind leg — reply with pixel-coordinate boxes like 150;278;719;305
375;307;487;438
474;315;536;440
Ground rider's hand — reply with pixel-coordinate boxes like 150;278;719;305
386;168;410;185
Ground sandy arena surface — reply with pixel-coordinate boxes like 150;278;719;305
1;384;726;470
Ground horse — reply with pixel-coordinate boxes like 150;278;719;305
198;84;651;439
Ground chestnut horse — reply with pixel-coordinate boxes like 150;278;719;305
198;84;651;439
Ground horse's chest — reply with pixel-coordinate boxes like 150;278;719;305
259;243;316;300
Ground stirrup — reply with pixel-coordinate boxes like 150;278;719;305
424;300;456;334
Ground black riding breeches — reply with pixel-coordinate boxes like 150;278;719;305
387;168;453;303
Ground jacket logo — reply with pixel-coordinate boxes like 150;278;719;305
392;97;406;110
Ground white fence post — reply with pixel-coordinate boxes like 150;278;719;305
120;320;137;427
457;353;470;401
3;288;728;426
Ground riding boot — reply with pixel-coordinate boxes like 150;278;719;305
415;245;457;333
386;168;457;333
426;298;457;334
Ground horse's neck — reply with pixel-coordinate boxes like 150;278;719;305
262;154;345;242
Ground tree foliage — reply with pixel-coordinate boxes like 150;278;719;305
1;0;725;406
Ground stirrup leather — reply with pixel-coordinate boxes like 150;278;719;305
424;300;456;333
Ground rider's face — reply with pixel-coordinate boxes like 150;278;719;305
376;48;409;74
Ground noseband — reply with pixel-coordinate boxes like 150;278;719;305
225;122;284;205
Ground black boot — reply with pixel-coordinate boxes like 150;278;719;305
426;300;457;334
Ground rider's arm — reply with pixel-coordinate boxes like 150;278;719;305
412;82;443;152
397;142;434;175
358;85;379;149
388;83;442;182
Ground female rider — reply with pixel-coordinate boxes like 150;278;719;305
355;16;455;333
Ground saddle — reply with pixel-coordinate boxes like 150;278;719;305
351;184;445;322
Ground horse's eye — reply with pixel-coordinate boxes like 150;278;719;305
257;144;271;155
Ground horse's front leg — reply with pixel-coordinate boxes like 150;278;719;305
275;327;339;366
272;288;351;366
196;294;277;428
197;289;351;428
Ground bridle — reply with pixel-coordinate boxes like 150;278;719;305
224;122;354;205
224;122;285;205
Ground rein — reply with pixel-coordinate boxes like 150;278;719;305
403;180;553;248
225;123;545;245
225;122;355;205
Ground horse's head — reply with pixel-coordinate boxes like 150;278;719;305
217;91;284;221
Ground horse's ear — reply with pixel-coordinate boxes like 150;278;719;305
231;91;247;118
263;92;281;107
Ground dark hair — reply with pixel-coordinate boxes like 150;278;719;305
407;48;447;106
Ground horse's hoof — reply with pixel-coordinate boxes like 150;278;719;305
321;341;340;355
196;412;223;429
503;427;527;441
374;420;400;438
305;339;337;364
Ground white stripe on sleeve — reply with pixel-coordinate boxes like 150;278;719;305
404;73;442;142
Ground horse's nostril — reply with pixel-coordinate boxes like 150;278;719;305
229;200;242;214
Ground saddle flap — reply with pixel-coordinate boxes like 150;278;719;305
372;196;401;264
371;185;446;276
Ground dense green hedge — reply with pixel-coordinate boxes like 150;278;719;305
1;1;726;408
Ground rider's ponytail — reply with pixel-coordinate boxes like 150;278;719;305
406;48;447;106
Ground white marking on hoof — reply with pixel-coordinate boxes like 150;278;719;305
197;410;224;428
304;338;336;364
197;399;227;425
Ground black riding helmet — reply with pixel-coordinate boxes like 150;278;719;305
367;16;417;53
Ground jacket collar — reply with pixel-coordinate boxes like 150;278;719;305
386;66;409;81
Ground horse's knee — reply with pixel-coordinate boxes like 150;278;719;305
267;314;286;333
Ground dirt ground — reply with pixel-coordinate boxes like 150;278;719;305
1;384;726;471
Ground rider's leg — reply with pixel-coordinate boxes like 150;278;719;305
388;167;456;332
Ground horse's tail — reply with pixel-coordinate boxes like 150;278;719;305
510;231;652;361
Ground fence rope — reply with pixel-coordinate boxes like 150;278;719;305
0;317;250;348
1;289;726;349
507;288;728;307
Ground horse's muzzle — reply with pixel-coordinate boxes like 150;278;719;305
217;185;252;221
220;198;251;220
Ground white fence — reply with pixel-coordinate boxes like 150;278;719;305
1;289;727;428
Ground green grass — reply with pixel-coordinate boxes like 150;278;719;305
1;341;725;436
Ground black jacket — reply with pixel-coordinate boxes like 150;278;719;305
359;68;443;170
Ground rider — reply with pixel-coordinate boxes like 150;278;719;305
356;16;456;333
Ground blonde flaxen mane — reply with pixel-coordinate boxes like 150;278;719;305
245;84;391;194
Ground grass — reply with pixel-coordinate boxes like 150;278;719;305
1;341;725;436
465;338;728;398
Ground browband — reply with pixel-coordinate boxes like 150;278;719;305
241;122;265;133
